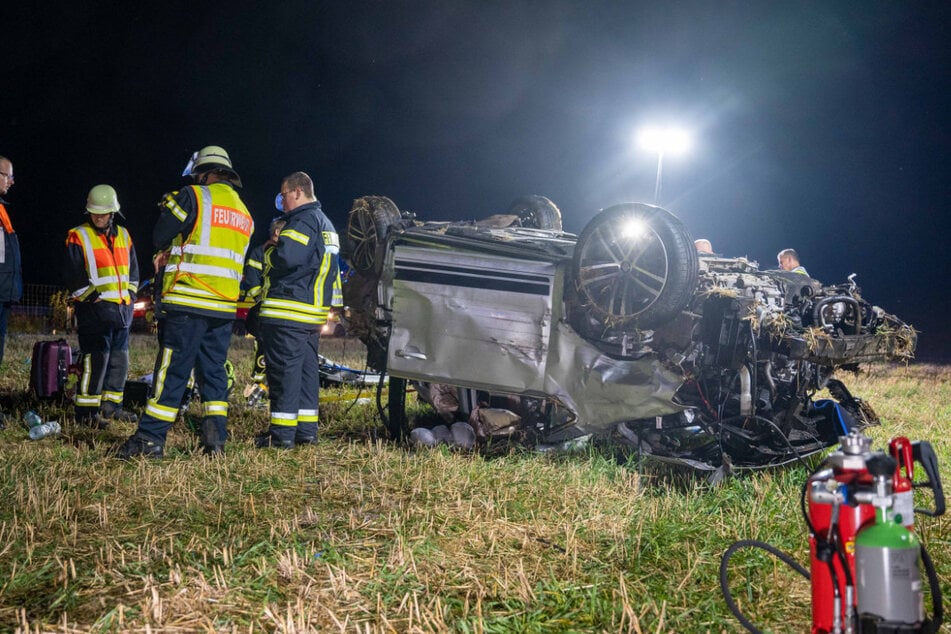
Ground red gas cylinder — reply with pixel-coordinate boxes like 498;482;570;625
809;432;877;634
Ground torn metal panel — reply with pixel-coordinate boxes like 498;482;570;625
544;322;685;434
387;244;557;393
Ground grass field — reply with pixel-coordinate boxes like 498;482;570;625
0;332;948;633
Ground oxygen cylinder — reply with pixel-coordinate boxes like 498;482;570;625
855;507;925;630
855;453;926;631
890;437;915;529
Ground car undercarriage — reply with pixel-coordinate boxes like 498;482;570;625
341;196;916;471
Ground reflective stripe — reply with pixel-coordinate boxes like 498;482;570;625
68;224;134;304
203;401;229;416
271;411;298;427
80;355;93;395
153;347;173;401
145;401;179;422
299;409;319;423
260;305;330;324
161;184;252;317
281;229;310;246
164;193;188;221
322;231;340;254
180;243;246;264
76;394;101;406
175;261;243;281
162;294;240;314
102;391;123;404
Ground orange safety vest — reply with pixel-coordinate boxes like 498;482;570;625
66;224;136;303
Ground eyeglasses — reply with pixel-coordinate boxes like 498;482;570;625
280;188;297;199
0;171;13;181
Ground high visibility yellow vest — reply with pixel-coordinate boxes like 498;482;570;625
162;184;253;317
66;224;136;303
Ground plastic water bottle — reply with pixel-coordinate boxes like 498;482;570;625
24;410;42;428
29;421;61;440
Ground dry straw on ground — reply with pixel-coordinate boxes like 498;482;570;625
1;334;949;633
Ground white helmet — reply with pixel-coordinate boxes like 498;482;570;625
182;145;242;186
86;184;120;215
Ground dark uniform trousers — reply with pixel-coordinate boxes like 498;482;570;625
137;312;232;444
75;327;130;420
260;321;320;443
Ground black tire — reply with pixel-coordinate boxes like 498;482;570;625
507;195;563;231
346;196;402;275
570;203;697;329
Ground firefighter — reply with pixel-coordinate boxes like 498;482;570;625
64;185;140;426
255;171;342;448
118;146;253;458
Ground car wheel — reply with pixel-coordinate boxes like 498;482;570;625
570;203;698;329
507;195;563;231
346;196;402;275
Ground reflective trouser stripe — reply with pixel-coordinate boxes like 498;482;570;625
153;347;173;402
80;355;93;395
270;411;298;427
102;390;123;405
261;322;320;431
75;394;101;407
135;313;234;442
203;401;229;417
146;401;179;423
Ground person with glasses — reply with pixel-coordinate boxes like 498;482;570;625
118;146;254;459
254;171;342;448
0;155;22;367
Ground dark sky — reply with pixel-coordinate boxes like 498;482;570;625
4;1;949;359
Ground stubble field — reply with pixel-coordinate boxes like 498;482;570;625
0;332;948;633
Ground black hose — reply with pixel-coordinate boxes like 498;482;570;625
375;367;389;433
920;542;944;632
719;539;809;633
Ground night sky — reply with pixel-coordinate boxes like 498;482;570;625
4;2;949;359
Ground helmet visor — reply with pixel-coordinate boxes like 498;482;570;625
181;151;199;177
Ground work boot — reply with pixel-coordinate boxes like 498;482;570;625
254;431;294;449
77;413;110;430
100;404;138;424
200;419;225;456
295;421;318;446
116;433;164;459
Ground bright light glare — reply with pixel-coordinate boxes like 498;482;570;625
621;218;648;239
637;126;691;156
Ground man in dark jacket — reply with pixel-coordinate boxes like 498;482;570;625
64;185;139;426
255;171;342;448
0;155;23;367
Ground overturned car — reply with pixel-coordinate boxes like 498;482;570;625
341;196;916;470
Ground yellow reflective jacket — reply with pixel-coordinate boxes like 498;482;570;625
161;183;254;318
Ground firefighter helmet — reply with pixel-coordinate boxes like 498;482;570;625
86;184;120;215
182;145;242;186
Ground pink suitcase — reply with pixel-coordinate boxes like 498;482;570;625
29;339;73;398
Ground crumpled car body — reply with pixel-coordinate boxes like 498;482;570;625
342;197;916;470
